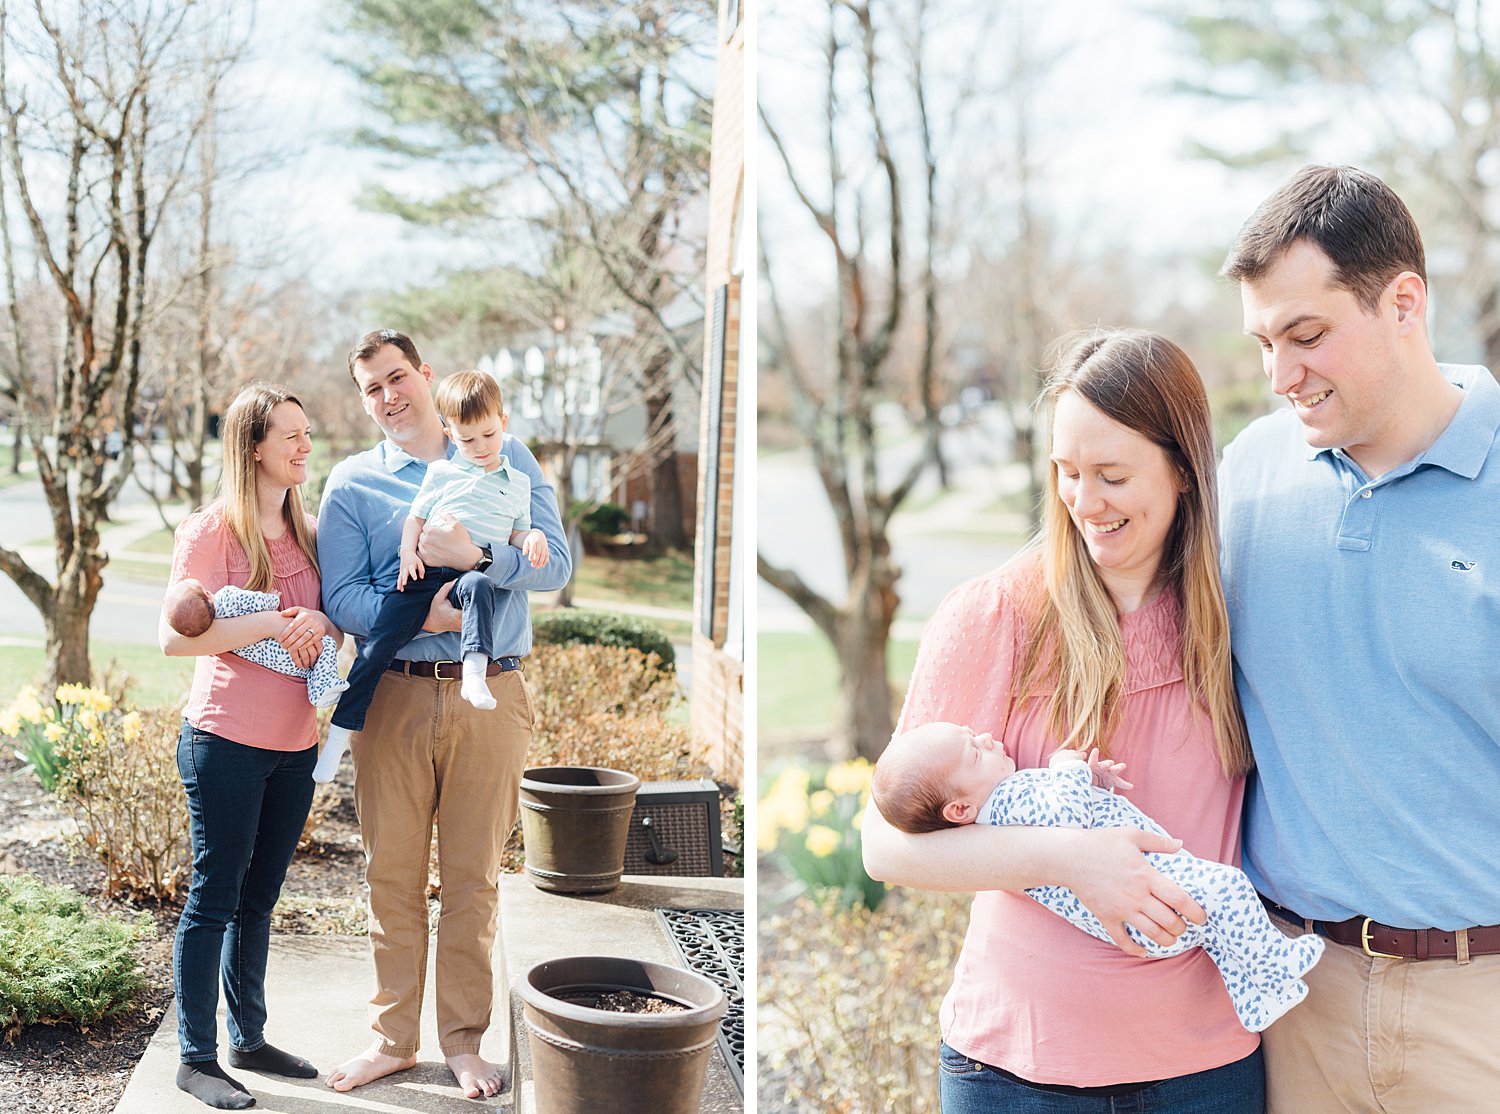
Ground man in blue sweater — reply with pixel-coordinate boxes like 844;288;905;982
317;330;571;1099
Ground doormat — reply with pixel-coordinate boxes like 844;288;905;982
656;907;744;1093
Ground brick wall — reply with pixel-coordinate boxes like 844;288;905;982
688;1;745;784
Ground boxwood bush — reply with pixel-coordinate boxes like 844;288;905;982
0;875;150;1040
532;608;675;668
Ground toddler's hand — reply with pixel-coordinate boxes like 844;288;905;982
1086;747;1134;792
398;551;425;592
521;529;549;568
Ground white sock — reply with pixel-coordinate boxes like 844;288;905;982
312;725;354;783
461;652;496;710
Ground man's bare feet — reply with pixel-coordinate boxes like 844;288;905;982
325;1042;416;1092
445;1052;504;1099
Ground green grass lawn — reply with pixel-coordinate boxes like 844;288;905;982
0;640;194;708
758;630;919;733
572;550;694;612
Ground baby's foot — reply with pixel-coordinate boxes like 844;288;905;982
311;678;349;709
461;675;496;710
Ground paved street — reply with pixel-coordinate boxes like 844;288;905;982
757;407;1033;632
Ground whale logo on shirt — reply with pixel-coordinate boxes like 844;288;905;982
1451;560;1476;571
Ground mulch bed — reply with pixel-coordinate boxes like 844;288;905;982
0;750;742;1113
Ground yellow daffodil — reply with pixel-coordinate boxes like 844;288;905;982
43;722;65;743
809;789;834;817
825;759;872;796
804;825;842;858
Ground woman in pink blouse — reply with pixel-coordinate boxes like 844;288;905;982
159;383;339;1110
863;332;1264;1112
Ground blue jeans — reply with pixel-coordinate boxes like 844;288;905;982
330;566;496;731
174;722;315;1062
938;1041;1265;1114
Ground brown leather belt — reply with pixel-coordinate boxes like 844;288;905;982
1262;896;1500;960
387;656;521;680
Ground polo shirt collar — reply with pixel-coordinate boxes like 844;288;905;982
1422;365;1500;479
380;440;459;474
449;453;512;479
1306;364;1500;480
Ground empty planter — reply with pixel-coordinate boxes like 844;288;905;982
519;955;727;1114
520;766;641;893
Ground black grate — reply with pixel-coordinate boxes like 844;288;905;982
656;908;744;1094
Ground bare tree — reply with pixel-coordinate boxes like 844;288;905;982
0;0;235;690
759;0;959;761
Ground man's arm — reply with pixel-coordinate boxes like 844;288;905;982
317;470;381;640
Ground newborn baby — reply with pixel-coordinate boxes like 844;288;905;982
871;721;1324;1032
164;578;348;709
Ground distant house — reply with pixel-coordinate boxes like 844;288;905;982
689;0;745;779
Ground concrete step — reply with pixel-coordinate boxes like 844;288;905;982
110;873;743;1112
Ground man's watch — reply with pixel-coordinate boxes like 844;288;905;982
474;543;494;573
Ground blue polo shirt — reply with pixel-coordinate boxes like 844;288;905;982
1220;365;1500;930
317;435;571;661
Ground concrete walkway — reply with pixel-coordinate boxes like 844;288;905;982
113;874;743;1113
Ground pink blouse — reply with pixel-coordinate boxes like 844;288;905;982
897;555;1256;1085
169;508;322;752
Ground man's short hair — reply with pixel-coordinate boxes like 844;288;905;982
348;329;422;383
434;370;505;426
1221;165;1426;313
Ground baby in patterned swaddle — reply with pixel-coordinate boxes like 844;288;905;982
163;578;349;709
871;721;1324;1032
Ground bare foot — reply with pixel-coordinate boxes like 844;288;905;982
326;1042;416;1092
445;1052;504;1099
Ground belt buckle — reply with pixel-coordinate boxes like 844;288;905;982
1361;917;1401;959
433;659;457;678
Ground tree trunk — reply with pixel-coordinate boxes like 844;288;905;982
9;421;18;474
836;552;901;762
643;343;685;550
43;556;104;690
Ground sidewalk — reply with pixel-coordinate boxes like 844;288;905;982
113;874;743;1113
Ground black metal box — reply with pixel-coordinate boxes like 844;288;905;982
623;778;724;877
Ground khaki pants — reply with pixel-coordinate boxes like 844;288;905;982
1265;910;1500;1113
350;668;534;1057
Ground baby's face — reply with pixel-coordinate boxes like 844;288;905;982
908;722;1016;806
446;411;507;470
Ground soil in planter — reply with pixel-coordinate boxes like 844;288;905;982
548;985;691;1014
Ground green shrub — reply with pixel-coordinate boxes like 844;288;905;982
760;888;971;1112
55;704;191;900
0;875;150;1041
578;501;629;536
533;608;675;668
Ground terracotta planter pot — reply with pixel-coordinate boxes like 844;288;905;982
520;766;641;893
519;955;727;1114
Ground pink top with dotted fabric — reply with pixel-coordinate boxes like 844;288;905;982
896;554;1257;1085
169;508;321;751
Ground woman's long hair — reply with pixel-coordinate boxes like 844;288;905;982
218;382;319;592
1015;330;1252;778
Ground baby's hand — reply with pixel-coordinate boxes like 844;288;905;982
1085;747;1134;792
1047;748;1087;769
398;550;425;592
521;529;549;568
